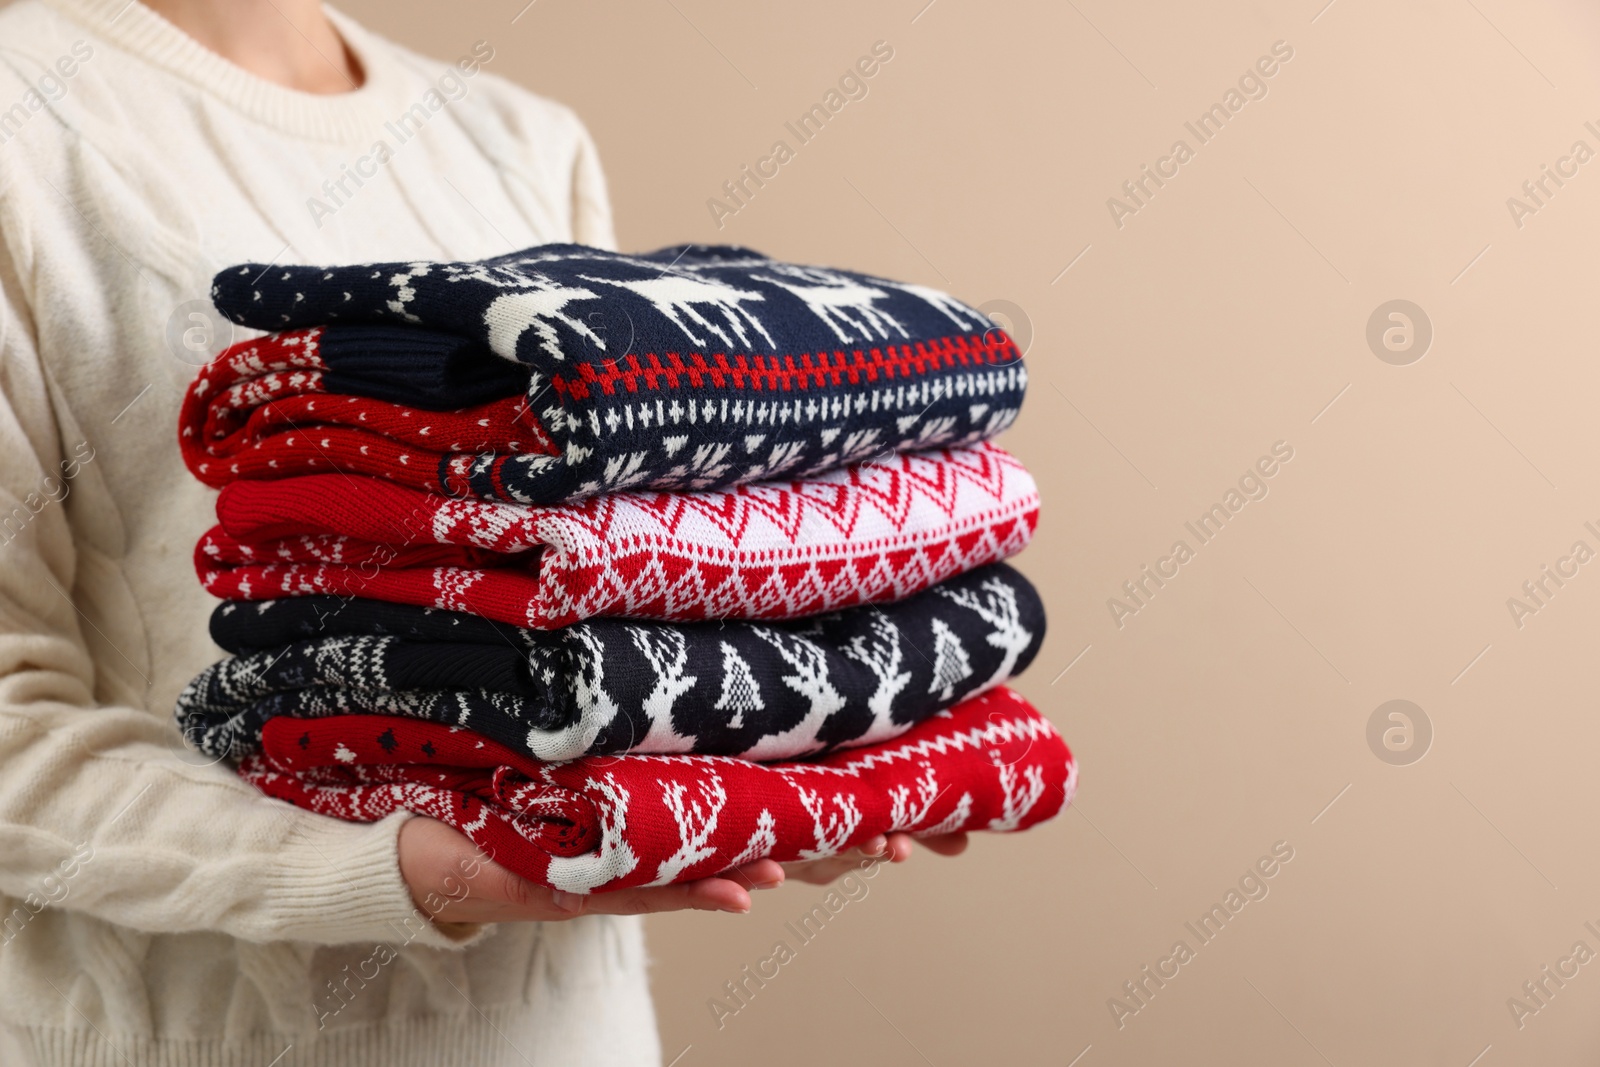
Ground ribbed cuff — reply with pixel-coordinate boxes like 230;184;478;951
262;810;485;949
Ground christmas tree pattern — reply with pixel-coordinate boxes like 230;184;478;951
927;619;973;701
714;641;765;729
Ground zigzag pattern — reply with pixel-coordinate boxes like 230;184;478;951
198;444;1038;628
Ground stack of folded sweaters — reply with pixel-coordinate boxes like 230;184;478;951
174;243;1078;894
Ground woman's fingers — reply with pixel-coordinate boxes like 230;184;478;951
882;833;915;862
437;867;760;922
401;817;971;923
725;858;786;890
783;850;884;885
401;816;792;923
781;831;971;885
567;877;755;917
914;832;970;857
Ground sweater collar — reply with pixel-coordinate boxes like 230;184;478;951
38;0;416;143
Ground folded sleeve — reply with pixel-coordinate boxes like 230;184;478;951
0;209;480;951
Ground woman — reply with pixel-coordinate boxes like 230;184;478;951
0;0;965;1064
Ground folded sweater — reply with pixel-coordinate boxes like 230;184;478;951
178;563;1045;762
239;687;1077;893
209;595;535;653
205;244;1027;503
196;442;1039;628
179;327;556;497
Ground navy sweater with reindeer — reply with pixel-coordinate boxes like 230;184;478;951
205;244;1027;504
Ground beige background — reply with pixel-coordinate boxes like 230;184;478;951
120;0;1600;1061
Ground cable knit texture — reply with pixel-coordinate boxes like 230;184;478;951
0;0;657;1062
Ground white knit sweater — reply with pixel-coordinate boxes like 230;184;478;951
0;2;660;1063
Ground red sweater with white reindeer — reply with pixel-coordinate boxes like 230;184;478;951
239;687;1076;893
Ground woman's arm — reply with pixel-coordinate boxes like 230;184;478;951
0;239;479;949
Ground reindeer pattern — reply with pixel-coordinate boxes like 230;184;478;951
210;244;1026;507
180;565;1047;765
553;562;1046;762
242;687;1075;893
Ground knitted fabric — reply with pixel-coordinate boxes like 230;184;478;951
179;327;557;496
209;596;526;654
239;687;1077;893
307;326;528;409
178;563;1045;762
195;442;1039;629
206;244;1027;504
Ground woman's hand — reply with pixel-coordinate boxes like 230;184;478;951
400;820;969;927
399;817;786;925
781;831;969;886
